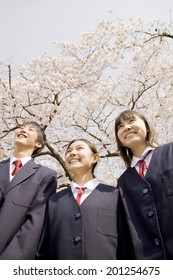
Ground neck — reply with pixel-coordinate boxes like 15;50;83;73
131;143;148;158
73;172;94;185
13;148;33;158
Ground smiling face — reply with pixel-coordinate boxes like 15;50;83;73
65;140;99;177
115;110;158;166
117;114;148;156
14;123;43;155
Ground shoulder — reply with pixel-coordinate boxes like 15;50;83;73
32;163;57;186
0;158;10;164
35;163;57;175
117;167;133;182
49;185;71;202
97;182;118;192
159;142;173;149
154;142;173;155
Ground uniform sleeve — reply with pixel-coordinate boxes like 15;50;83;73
0;170;57;260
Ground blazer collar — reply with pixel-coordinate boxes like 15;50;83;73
4;159;39;194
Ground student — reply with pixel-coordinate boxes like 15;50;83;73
115;109;173;259
0;121;57;259
39;138;119;260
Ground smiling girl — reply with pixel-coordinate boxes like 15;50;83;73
39;139;121;260
115;110;173;259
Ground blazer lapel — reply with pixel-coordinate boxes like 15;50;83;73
0;159;10;196
145;148;160;181
4;159;39;194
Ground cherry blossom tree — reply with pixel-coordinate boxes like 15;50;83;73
1;17;173;187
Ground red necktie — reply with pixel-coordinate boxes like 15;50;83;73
138;150;152;178
76;187;86;205
12;160;22;176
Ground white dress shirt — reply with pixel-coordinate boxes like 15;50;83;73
70;178;102;204
10;156;31;181
131;147;154;176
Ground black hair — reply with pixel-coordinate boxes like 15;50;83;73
115;110;158;167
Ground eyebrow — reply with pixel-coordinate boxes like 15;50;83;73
19;125;36;130
66;144;85;151
117;116;136;127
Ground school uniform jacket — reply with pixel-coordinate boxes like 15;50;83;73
117;142;173;259
41;183;119;260
0;158;57;259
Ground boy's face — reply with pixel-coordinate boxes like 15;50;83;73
14;124;42;152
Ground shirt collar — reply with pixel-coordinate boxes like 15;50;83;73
131;146;153;168
70;178;101;192
10;156;31;166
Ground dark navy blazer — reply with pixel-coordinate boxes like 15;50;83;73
117;142;173;259
0;158;57;259
39;183;119;260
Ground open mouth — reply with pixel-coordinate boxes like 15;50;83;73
17;133;27;138
69;158;80;163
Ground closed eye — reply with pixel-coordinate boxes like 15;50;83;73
77;146;84;150
66;148;72;154
129;117;136;124
117;124;123;130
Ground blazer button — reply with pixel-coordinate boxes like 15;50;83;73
146;210;154;217
75;212;81;219
73;236;81;244
143;188;149;194
154;238;160;246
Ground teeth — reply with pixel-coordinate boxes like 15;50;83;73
18;134;26;138
70;159;80;163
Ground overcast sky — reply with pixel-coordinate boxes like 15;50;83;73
1;0;173;64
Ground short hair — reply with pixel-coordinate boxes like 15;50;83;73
19;121;46;157
65;138;99;175
114;110;158;167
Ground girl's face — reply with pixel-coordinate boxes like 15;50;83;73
117;114;148;152
65;140;99;175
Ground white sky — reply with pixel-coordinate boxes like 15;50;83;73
1;0;173;64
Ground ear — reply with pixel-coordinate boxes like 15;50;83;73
35;142;43;148
93;153;100;164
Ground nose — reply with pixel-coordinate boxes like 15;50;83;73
19;128;27;134
124;123;131;131
69;149;77;157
